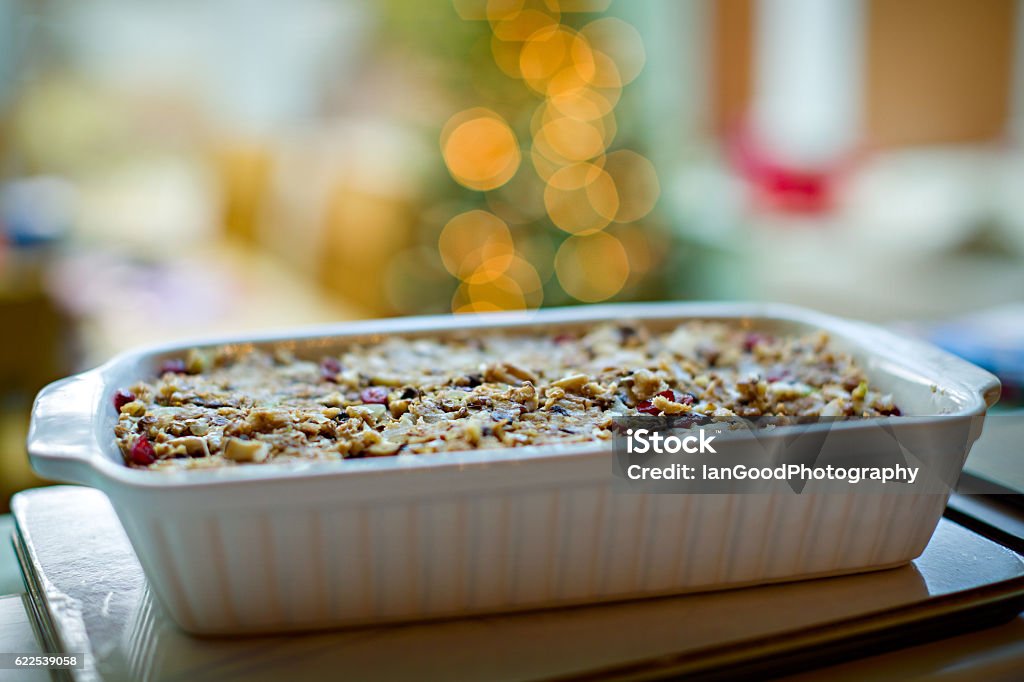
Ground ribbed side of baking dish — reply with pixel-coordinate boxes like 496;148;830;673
113;484;949;634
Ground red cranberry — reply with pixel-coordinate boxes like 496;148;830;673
743;333;770;352
658;389;695;404
553;333;575;344
638;390;695;415
113;389;136;412
636;400;659;415
129;436;156;466
360;387;389;405
159;359;187;375
320;357;342;382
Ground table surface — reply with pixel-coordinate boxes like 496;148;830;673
5;486;1024;682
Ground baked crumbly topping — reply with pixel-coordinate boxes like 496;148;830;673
113;322;902;470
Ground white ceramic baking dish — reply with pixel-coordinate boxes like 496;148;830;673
27;303;1000;635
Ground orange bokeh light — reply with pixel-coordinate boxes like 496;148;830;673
555;232;630;302
546;65;621;113
438;210;516;280
580;18;646;86
544;162;619;234
546;85;613;121
531;100;615;164
441;109;521;191
607;222;665;278
519;25;594;96
452;255;543;312
449;3;656;310
536;116;605;162
602;149;660;222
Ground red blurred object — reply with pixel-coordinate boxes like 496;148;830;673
729;126;859;215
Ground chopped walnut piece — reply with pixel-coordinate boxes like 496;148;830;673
120;400;147;417
366;440;402;456
485;362;538;386
247;409;291;432
552;374;588;392
652;394;691;415
346;404;388;425
509;382;539;411
223;438;269;462
629;369;665;401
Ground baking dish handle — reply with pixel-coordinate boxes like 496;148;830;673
27;370;105;485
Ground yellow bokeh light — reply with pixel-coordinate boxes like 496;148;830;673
536;116;605;162
568;30;597;83
533;97;611;130
601;149;660;222
555;232;630;302
519;25;593;95
580;18;646;86
547;85;612;121
582;49;623;90
531;100;616;163
463;250;515;285
438;210;516;280
544;162;619;234
441;109;521;191
451;0;656;308
460;276;527;309
547;65;621;112
607;223;655;277
452;255;543;312
541;158;599;190
503;254;544;299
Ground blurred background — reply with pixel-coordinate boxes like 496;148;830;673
1;0;1024;508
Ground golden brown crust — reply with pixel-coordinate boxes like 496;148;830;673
113;322;901;470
